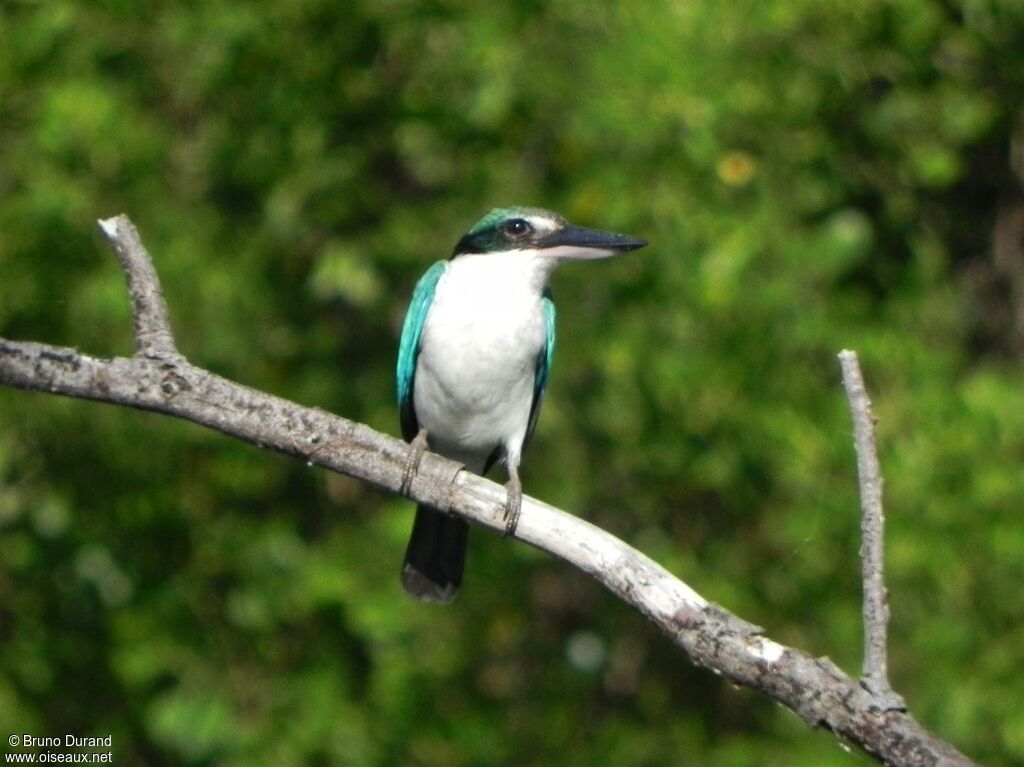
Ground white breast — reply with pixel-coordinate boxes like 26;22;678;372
413;250;555;470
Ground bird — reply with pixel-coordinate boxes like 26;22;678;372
396;206;647;603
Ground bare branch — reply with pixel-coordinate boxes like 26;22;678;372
0;218;975;767
839;349;906;712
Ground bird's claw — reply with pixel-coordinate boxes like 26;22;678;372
401;429;429;496
502;476;522;537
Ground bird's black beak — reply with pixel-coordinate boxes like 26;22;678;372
538;225;648;259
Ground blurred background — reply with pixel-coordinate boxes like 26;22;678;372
2;1;1023;764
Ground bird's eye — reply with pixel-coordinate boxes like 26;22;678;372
502;219;532;238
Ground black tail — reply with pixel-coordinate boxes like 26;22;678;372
401;505;468;603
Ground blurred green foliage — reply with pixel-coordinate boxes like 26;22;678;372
2;0;1024;764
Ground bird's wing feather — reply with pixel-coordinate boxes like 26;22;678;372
397;260;447;441
524;287;556;447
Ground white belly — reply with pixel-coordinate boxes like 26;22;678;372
413;253;550;470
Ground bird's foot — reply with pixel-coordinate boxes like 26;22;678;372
401;429;429;496
502;473;522;537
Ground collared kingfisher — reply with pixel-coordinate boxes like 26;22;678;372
396;207;647;602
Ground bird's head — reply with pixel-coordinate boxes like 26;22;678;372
452;207;647;260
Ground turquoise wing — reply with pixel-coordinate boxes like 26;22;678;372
397;260;447;441
524;287;556;447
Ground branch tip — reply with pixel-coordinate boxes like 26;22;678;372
97;216;121;239
96;215;128;239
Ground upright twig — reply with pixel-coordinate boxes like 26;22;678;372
0;218;976;765
98;215;180;360
838;349;906;711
